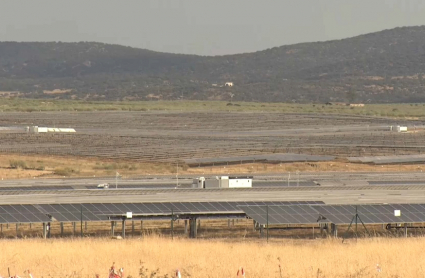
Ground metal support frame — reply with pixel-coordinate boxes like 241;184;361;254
184;220;188;233
404;223;408;237
111;221;115;236
189;217;198;238
80;205;83;238
122;219;126;238
42;222;47;239
171;209;174;239
60;222;64;237
342;206;370;243
266;205;269;242
132;221;135;236
331;223;338;237
16;223;19;237
47;222;51;238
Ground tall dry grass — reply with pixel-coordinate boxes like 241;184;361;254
1;237;425;277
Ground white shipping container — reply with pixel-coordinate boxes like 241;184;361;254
37;127;76;133
397;126;407;132
192;177;205;188
205;179;220;188
220;176;229;188
228;178;252;188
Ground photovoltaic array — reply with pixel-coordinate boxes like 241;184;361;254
0;201;323;223
240;204;425;225
2;202;425;225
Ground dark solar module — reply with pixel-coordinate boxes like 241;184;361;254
239;205;325;225
314;204;425;224
241;203;425;225
0;204;51;223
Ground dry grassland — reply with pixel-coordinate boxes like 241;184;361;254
1;237;425;278
0;154;424;179
2;99;425;119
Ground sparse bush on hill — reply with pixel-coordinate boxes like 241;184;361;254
9;159;27;169
54;167;79;176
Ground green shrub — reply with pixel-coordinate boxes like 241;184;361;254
54;167;78;176
9;160;27;169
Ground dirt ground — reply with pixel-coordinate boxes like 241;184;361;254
0;153;424;179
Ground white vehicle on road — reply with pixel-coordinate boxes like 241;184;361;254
97;183;110;189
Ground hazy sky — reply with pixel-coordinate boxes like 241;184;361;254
1;0;425;55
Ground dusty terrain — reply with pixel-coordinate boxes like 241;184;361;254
1;153;425;179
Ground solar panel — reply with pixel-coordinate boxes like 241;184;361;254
184;153;334;166
312;204;425;224
241;203;425;225
0;205;51;223
33;201;324;222
239;205;326;225
348;154;425;165
0;201;325;223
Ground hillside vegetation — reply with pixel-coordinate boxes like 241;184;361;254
1;26;425;103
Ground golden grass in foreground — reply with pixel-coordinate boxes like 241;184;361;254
1;237;425;277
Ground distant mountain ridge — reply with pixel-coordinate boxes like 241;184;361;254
1;26;425;103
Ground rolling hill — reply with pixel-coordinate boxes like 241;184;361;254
1;26;425;103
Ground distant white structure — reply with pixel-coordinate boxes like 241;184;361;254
27;126;76;133
396;126;408;133
192;176;252;189
225;82;234;87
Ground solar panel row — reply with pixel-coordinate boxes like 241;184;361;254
184;153;335;166
315;204;425;224
0;201;323;223
240;204;425;225
3;202;425;225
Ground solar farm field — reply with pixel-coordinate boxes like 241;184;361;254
0;111;424;164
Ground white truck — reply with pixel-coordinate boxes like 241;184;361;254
192;176;252;189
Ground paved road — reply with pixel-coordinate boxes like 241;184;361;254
1;186;425;205
1;171;425;189
0;172;424;206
